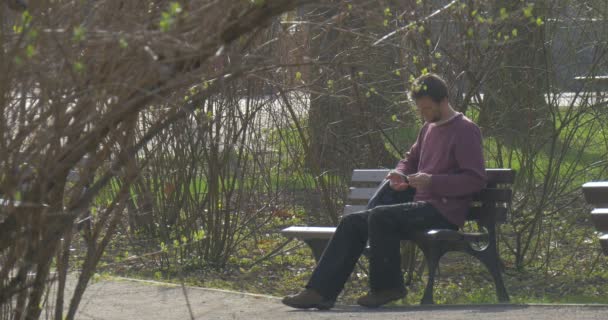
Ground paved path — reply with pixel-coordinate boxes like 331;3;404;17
70;277;608;320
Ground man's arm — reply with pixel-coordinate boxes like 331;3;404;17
430;125;486;197
395;124;428;175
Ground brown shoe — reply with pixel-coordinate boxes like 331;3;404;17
282;288;335;310
357;287;407;308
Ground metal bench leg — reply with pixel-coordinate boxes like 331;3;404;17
477;249;509;303
472;245;509;303
303;239;330;263
420;244;442;305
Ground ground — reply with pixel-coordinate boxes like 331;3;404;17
67;276;608;320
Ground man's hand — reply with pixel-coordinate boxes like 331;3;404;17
407;172;432;189
386;172;409;191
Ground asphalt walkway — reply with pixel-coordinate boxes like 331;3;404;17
69;277;608;320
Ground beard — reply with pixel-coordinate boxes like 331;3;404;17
428;112;442;123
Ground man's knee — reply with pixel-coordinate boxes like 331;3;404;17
340;211;366;226
368;206;397;228
338;212;369;236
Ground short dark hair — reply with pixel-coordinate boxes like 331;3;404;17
410;73;448;103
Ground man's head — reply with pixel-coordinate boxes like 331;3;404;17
410;73;449;123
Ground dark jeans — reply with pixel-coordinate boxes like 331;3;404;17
305;185;457;300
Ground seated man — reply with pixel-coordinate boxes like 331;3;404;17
282;73;487;309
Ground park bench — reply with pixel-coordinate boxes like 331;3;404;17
573;75;608;92
281;168;515;304
582;181;608;254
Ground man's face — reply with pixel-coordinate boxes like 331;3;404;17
415;96;442;123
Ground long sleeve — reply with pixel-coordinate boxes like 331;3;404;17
429;125;486;197
395;124;428;175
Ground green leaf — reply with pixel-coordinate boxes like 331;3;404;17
391;114;398;122
119;37;128;48
25;44;36;58
73;61;84;73
21;11;32;26
536;17;544;26
170;2;182;14
523;4;534;18
72;26;86;42
499;8;509;20
295;71;302;81
159;13;172;32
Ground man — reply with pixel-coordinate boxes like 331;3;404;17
282;73;487;309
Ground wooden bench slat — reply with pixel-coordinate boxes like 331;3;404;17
582;182;608;207
281;226;336;240
351;169;516;185
349;187;512;204
348;187;378;200
343;205;507;221
351;169;389;183
343;205;367;215
486;169;516;185
591;208;608;232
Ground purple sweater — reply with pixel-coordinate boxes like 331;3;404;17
395;113;486;227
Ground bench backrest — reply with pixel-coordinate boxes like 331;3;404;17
345;169;516;224
582;182;608;254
